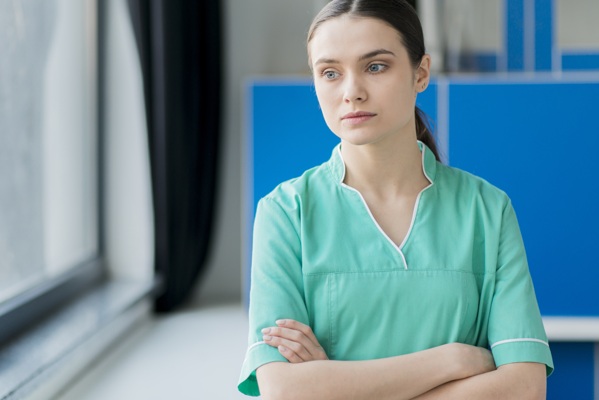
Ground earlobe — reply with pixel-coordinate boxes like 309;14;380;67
414;75;427;94
415;55;431;93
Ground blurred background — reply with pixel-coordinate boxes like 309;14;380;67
0;0;598;399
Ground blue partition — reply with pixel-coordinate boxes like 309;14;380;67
246;74;599;398
248;75;599;318
546;342;596;399
250;81;337;212
249;80;438;211
447;77;599;317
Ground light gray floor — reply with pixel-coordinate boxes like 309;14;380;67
56;302;251;400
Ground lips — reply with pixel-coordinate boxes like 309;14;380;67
342;111;377;119
341;111;377;125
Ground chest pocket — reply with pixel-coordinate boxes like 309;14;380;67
327;269;480;361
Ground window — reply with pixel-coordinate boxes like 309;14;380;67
0;0;102;340
556;0;599;70
421;0;599;73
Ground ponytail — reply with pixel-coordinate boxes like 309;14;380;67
415;107;441;162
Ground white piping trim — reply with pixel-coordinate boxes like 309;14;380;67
336;145;433;270
490;338;549;349
398;190;424;251
399;145;433;250
246;340;266;353
341;181;409;269
419;143;434;184
241;341;267;365
243;340;266;364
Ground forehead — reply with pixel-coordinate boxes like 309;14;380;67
309;16;405;62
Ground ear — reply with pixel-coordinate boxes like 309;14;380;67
415;54;432;93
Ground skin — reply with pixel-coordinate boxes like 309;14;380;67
310;15;432;247
256;15;547;400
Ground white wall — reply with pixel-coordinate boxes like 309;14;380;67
102;0;318;301
420;0;502;72
557;0;599;49
104;0;154;282
194;0;319;303
106;0;599;303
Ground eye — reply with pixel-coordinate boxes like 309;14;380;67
322;70;340;80
367;63;387;73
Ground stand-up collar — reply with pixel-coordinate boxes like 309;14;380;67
327;140;438;185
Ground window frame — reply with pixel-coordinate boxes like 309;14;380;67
0;0;106;347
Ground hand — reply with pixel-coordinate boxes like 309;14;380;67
262;319;329;363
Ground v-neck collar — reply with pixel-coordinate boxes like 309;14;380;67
327;140;438;269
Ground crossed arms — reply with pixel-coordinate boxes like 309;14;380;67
256;319;546;400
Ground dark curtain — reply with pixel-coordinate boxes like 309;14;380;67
127;0;221;312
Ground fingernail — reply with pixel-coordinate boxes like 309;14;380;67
261;328;270;334
276;319;285;325
278;345;287;352
263;335;272;341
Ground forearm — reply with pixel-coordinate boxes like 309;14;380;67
258;344;466;400
411;362;546;400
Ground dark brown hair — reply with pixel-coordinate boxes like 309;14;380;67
307;0;441;161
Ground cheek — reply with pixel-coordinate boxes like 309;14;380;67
315;87;341;133
315;85;338;120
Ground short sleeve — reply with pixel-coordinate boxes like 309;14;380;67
488;199;554;375
238;197;310;396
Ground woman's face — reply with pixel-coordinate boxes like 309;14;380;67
308;15;430;147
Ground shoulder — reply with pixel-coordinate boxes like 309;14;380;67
258;162;335;218
260;160;334;211
435;162;511;210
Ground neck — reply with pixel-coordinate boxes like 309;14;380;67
341;134;428;198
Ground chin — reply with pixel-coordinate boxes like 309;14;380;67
338;130;388;147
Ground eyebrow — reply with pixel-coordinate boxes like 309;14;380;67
313;49;396;66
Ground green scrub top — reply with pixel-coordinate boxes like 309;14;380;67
238;142;554;396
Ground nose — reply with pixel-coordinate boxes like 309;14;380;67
343;73;367;103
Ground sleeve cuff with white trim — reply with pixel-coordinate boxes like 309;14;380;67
491;339;554;376
238;342;288;396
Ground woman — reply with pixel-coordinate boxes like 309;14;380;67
238;1;553;398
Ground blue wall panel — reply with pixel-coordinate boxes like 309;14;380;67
562;53;599;71
248;76;599;397
448;79;599;317
250;77;599;318
534;0;554;71
507;0;525;71
251;80;438;210
251;82;334;210
547;342;595;399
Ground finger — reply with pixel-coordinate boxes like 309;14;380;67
265;327;327;360
276;319;329;360
277;345;303;363
276;319;320;347
265;327;314;350
263;335;311;361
